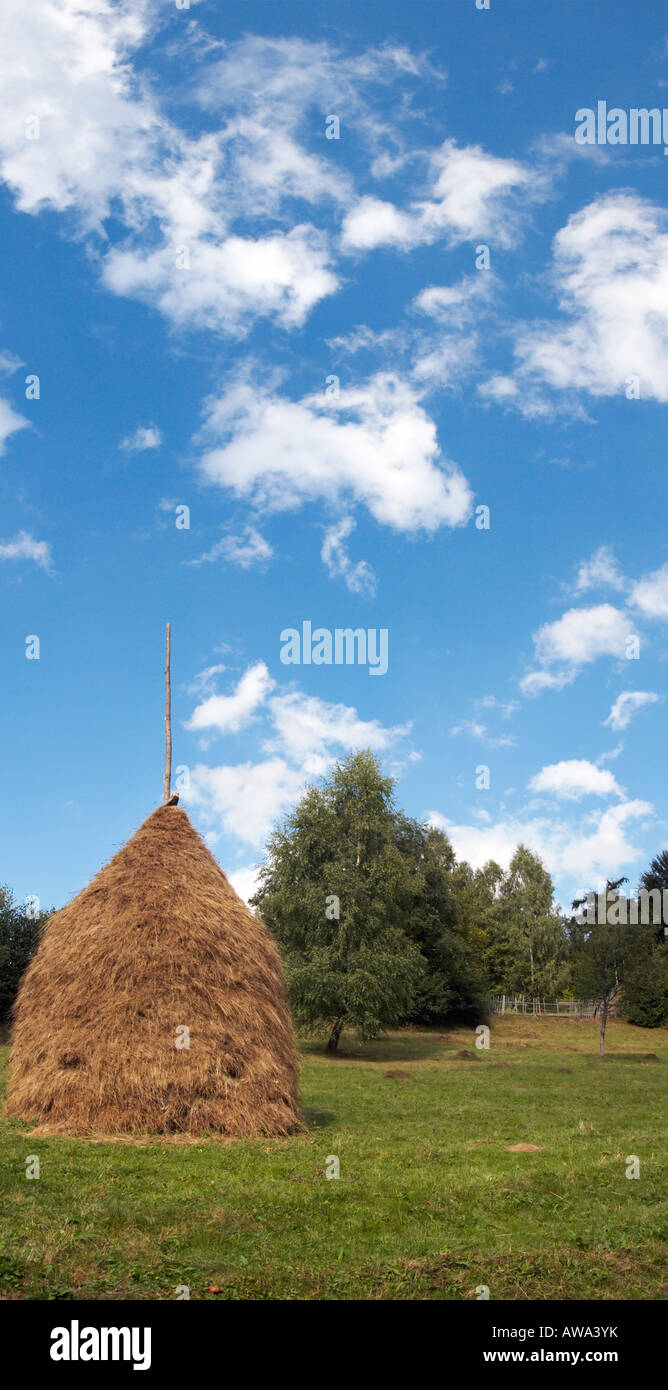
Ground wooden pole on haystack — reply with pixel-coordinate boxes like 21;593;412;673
163;622;172;803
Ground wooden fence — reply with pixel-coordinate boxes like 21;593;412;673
488;995;612;1018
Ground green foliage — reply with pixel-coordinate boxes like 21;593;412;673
398;822;487;1024
254;755;577;1043
639;848;668;895
574;918;629;1006
253;751;425;1046
493;846;569;998
0;885;49;1020
623;933;668;1027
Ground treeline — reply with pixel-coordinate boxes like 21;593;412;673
0;886;51;1022
1;752;666;1047
253;751;668;1049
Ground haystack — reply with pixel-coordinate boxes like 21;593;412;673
7;803;301;1137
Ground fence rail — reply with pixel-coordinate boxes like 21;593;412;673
488;995;612;1018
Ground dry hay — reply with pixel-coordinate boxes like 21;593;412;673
6;804;301;1138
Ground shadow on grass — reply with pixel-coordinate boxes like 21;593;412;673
303;1108;337;1129
598;1052;661;1062
300;1031;452;1063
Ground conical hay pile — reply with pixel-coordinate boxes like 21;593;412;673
6;804;301;1137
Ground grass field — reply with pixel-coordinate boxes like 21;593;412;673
0;1015;666;1301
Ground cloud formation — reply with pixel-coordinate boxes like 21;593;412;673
184;661;410;844
528;759;622;801
521;604;634;695
429;798;652;893
342;141;530;251
0;530;52;570
491;194;668;411
120;424;162;453
603;690;660;732
197;373;473;532
321;517;376;595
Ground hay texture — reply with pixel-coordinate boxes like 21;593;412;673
7;805;301;1137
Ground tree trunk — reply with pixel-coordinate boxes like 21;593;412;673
327;1016;345;1051
599;1001;608;1058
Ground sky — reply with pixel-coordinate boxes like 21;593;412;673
1;0;668;914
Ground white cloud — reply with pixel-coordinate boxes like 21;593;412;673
0;11;347;336
603;690;660;732
0;530;52;570
451;720;487;739
520;669;576;696
321;516;376;595
186;664;227;698
558;801;653;885
528;759;622;801
265;690;409;773
413;273;493;327
342;140;529;251
572;545;625;595
197;372;473;533
450;717;515;748
409;273;496;387
104;225;339;334
477;695;518;718
188;757;306;847
184;660;410;846
0;397;28;454
228;864;262;907
186;662;275;736
521;604;633;694
428;798;652;893
598;742;624;764
120;424;162;453
0;349;23;375
342;196;415;251
630;562;668;620
499;194;668;409
191;525;273;570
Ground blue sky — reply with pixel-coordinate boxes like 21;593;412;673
1;0;668;913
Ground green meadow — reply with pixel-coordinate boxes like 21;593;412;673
0;1016;665;1301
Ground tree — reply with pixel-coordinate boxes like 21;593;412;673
396;821;488;1024
491;846;568;999
574;915;630;1058
571;878;639;1056
639;849;668;895
0;886;49;1020
623;939;667;1027
252;751;425;1050
638;850;668;944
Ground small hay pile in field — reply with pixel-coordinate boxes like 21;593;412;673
6;804;301;1137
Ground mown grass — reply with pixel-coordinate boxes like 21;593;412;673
0;1016;666;1300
